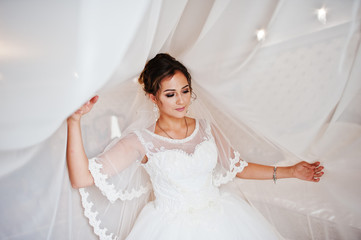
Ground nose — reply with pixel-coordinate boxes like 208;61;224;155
176;94;184;105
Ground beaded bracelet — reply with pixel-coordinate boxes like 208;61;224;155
273;166;277;184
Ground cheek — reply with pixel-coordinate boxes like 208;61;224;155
187;93;192;102
158;97;173;109
184;94;191;104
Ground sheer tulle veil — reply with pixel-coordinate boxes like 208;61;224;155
78;78;303;239
1;2;360;239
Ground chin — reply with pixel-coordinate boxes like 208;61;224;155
162;111;187;119
160;106;189;119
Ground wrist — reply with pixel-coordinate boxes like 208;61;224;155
288;166;295;178
67;116;81;124
276;166;295;179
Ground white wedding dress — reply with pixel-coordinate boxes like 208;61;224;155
80;119;282;239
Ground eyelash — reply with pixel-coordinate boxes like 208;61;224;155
165;90;190;98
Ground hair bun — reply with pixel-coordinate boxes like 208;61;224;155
138;53;192;96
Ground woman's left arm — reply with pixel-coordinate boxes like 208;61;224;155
236;161;324;182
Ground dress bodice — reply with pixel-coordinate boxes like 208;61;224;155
135;119;222;212
144;138;220;211
132;119;249;214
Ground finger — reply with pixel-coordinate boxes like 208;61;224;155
303;162;316;169
307;161;321;170
315;166;324;173
312;177;320;182
312;161;320;166
313;167;323;174
314;172;324;177
90;95;99;104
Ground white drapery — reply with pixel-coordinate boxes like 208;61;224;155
1;0;360;239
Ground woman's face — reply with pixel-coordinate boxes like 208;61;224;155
151;71;191;119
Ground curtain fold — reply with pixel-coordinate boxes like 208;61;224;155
1;0;360;239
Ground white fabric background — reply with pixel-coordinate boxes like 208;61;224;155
1;0;360;239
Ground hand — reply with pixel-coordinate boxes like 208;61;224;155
291;161;324;182
67;95;99;122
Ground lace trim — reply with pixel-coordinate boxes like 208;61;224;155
79;188;117;240
213;151;248;187
143;119;199;143
88;158;152;203
150;139;214;159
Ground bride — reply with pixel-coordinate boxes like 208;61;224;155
66;53;324;239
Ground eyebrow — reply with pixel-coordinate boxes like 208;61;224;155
163;85;189;92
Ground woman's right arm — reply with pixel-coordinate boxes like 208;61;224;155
66;96;98;189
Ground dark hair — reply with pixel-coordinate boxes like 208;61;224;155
138;53;192;96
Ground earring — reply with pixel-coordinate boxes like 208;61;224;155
153;103;159;119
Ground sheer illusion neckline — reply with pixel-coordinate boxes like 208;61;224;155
145;119;199;143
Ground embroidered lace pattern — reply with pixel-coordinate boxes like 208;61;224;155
79;188;117;240
80;119;248;239
212;151;248;187
88;158;152;203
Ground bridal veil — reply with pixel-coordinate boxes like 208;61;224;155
1;0;360;239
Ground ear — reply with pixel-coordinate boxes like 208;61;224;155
149;94;157;104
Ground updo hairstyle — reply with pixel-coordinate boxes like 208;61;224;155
138;53;192;97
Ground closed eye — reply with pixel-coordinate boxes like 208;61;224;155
165;89;189;97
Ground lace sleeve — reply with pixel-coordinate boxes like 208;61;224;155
83;132;151;203
212;150;248;187
88;157;152;203
79;132;153;240
208;122;248;186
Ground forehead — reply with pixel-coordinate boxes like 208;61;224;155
160;71;188;90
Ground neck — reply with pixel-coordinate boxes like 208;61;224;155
157;115;186;130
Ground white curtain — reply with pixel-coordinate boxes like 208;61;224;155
1;0;360;239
